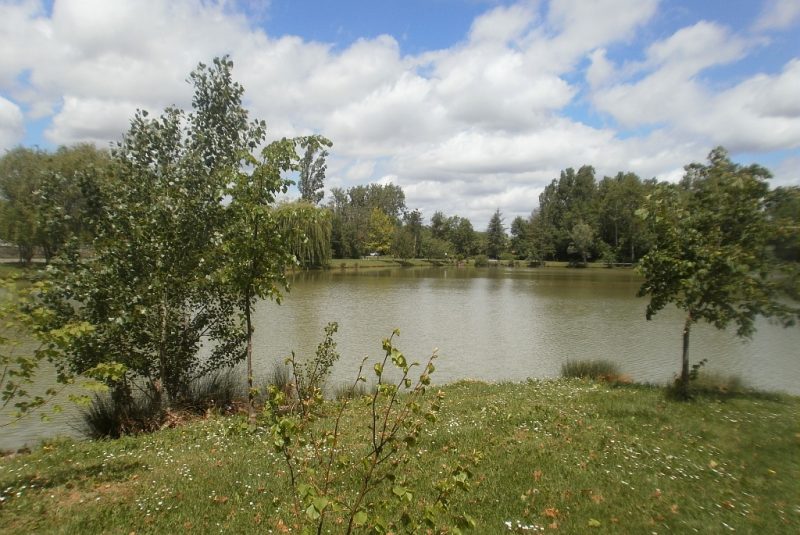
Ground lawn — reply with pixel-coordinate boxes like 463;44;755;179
1;379;797;534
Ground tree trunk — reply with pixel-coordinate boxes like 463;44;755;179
245;295;255;424
158;295;170;407
680;313;692;399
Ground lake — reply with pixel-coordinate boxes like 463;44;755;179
2;266;798;450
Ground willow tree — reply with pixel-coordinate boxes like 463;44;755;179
637;148;799;398
273;201;332;268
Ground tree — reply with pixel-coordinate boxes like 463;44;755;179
568;221;594;266
36;144;112;261
637;148;800;398
597;172;651;263
0;147;45;263
273;200;332;268
509;216;530;259
298;139;331;204
429;211;450;241
449;216;477;257
328;184;406;258
403;209;423;258
367;207;395;255
391;226;416;260
33;58;260;407
766;186;800;263
485;209;506;259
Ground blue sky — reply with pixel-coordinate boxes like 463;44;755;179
1;0;798;226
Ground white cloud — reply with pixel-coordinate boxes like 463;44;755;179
589;21;800;154
0;96;25;151
754;0;800;31
771;155;800;186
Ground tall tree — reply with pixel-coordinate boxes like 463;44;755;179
403;208;423;258
36;144;112;261
223;135;331;416
33;58;260;407
366;207;394;255
450;216;477;257
429;211;450;241
274;200;332;268
486;209;506;259
509;216;530;259
568;221;594;266
637;148;800;398
0;147;46;263
297;139;331;204
766;186;800;263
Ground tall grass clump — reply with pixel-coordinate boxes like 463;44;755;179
561;359;621;380
184;370;243;413
79;388;163;439
331;379;373;400
666;370;762;400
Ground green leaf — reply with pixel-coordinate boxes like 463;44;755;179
312;497;329;513
353;510;368;527
304;503;320;520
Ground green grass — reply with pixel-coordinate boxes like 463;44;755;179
332;257;440;269
1;379;798;534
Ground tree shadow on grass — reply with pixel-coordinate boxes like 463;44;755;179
0;459;145;499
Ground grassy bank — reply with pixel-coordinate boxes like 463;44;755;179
1;379;797;534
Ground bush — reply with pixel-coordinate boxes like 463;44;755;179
666;370;752;400
561;359;621;380
81;371;248;438
473;254;489;267
80;387;164;439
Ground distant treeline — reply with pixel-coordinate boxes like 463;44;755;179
2;145;798;265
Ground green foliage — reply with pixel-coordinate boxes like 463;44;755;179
329;184;406;258
560;359;621;380
472;254;489;267
273;201;332;268
0;147;46;263
27;57;288;412
766;186;800;262
568;221;595;266
391;225;416;260
298;138;331;205
421;234;453;260
264;328;468;533
367;207;395;255
286;322;340;414
485;209;507;259
637;147;800;398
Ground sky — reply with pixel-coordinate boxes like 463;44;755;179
1;0;799;227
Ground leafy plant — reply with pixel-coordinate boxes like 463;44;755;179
264;327;472;533
286;321;340;416
637;147;800;399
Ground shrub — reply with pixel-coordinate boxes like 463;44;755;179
264;328;473;533
666;370;752;400
561;359;621;380
473;254;489;267
80;387;163;439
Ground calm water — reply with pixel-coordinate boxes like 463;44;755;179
3;266;799;450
